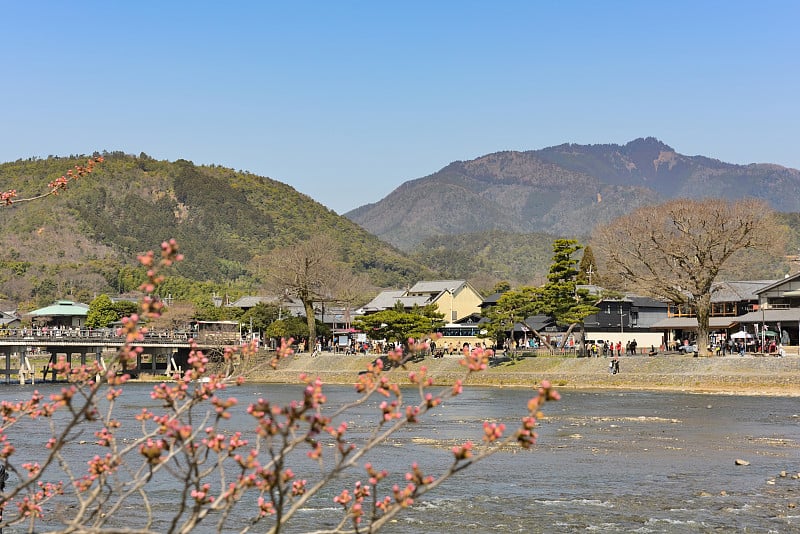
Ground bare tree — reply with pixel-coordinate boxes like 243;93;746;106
253;235;341;347
591;198;786;355
327;269;374;327
147;300;196;333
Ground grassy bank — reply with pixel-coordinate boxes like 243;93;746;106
251;351;800;396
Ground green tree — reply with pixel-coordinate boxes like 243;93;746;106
240;303;282;333
354;305;444;345
111;300;139;319
481;286;539;350
191;297;243;322
492;280;511;294
536;239;599;349
86;294;119;328
539;240;599;323
577;245;597;285
482;240;598;351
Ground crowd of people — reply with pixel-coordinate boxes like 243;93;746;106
586;339;641;357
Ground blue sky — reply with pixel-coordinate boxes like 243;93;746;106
2;1;798;214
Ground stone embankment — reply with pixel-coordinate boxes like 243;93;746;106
253;351;800;396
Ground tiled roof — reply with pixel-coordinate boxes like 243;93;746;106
712;280;775;302
228;295;280;308
362;290;407;311
407;280;465;295
648;317;739;329
627;295;668;308
479;292;504;306
755;273;800;293
732;308;800;323
0;311;19;326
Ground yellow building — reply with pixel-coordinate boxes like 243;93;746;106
360;280;486;351
361;280;483;322
404;280;483;323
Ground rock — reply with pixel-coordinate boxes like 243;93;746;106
735;459;750;466
781;471;787;477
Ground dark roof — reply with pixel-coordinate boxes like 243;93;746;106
524;314;556;331
628;295;669;308
479;292;504;307
228;296;280;308
454;313;483;326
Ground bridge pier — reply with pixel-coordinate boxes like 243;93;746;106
39;346;105;382
0;345;29;384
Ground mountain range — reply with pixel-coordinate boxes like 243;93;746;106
345;137;800;250
0;139;798;309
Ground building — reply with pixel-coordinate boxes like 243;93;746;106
648;280;778;349
228;295;361;332
735;275;800;346
362;280;483;323
0;310;21;330
25;300;89;329
583;295;669;352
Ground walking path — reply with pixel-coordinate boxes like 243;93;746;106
253;351;800;396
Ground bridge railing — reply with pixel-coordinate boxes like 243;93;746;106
0;328;199;343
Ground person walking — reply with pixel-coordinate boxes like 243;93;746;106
610;354;620;374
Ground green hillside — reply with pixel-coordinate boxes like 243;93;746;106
0;153;432;309
409;229;564;289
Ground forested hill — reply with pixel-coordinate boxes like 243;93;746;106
346;137;800;250
0;153;432;308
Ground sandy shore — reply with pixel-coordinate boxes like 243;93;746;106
248;351;800;396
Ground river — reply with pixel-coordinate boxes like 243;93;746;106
0;382;797;533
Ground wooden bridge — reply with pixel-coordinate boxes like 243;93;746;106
0;329;240;384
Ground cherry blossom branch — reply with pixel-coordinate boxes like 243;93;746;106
0;156;104;206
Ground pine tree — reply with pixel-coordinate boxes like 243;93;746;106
577;245;597;285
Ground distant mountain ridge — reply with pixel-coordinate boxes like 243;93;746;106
346;137;800;250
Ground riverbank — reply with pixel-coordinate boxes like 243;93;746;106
251;351;800;396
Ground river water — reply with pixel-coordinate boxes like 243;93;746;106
0;382;798;533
